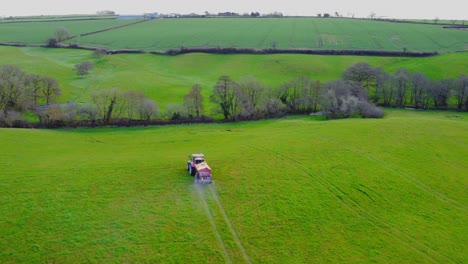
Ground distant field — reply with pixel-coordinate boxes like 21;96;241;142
64;17;468;52
0;14;118;23
0;17;466;52
0;46;466;110
0;110;466;262
0;19;140;44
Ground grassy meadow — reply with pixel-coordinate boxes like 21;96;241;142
0;110;467;262
0;46;467;111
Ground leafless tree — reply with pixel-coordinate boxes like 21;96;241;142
41;77;61;105
235;76;264;118
376;70;394;106
393;68;410;106
75;61;94;77
54;27;71;42
165;103;188;120
453;75;468;111
429;80;450;108
0;65;28;114
210;76;238;119
91;88;127;124
342;62;377;92
184;84;204;118
139;99;159;121
410;72;431;108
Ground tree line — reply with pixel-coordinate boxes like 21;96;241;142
0;62;466;128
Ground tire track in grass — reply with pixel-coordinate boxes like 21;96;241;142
196;185;232;264
313;134;467;212
369;32;384;49
209;183;252;264
311;20;323;48
246;144;454;263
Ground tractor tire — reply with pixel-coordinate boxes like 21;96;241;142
190;167;196;176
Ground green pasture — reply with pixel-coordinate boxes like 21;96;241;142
0;46;467;111
0;110;466;263
0;19;139;44
65;18;468;52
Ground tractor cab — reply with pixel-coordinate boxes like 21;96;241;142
190;154;205;164
187;153;212;183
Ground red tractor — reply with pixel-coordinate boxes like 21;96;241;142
187;154;212;184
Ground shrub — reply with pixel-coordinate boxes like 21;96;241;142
359;101;385;118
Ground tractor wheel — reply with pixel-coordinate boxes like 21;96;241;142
190;167;196;176
188;166;192;175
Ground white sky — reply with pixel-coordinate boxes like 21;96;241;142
1;0;467;20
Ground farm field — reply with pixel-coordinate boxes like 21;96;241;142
0;46;467;110
0;110;467;262
64;17;468;52
0;17;466;52
0;18;140;44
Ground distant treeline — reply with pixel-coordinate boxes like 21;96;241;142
0;62;466;128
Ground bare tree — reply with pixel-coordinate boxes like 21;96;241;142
453;75;468;111
184;84;204;118
376;70;394;106
0;65;28;114
210;76;238;119
41;77;61;105
429;80;449;108
410;72;431;108
235;76;264;118
165;103;188;120
93;49;107;59
342;62;377;92
393;68;410;106
139;99;159;121
54;27;71;42
91;88;126;124
75;61;94;77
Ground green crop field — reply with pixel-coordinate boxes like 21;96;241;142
0;14;118;23
0;110;467;262
0;46;467;110
0;17;466;52
0;19;140;44
64;18;468;52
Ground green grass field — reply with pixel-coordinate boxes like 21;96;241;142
0;109;466;263
0;17;466;52
0;46;467;111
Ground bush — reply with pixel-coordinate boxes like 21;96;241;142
359;101;385;118
46;37;59;47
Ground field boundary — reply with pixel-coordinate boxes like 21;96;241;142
0;43;439;57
